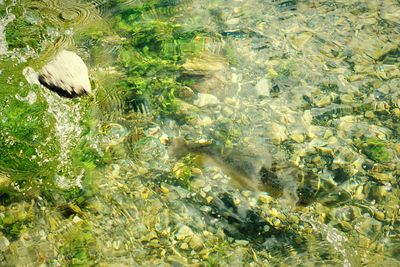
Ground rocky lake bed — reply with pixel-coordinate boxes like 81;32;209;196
0;0;399;266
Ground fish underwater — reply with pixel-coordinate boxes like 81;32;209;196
168;137;305;206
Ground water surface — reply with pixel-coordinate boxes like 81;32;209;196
0;0;399;266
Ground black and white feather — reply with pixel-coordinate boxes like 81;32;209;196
38;50;92;98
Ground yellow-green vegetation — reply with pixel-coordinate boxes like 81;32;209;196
0;0;101;239
356;138;391;163
103;1;210;119
0;202;33;240
0;71;59;203
171;154;197;189
58;224;97;266
1;0;400;265
4;4;47;50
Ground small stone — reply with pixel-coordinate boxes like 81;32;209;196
374;102;388;112
373;172;394;182
358;236;371;248
268;123;287;144
371;186;388;200
199;248;210;259
268;68;278;78
0;236;10;252
160;185;170;194
138;167;148;175
183;53;228;72
314;95;332;107
340;94;353;103
258;194;272;204
374;211;385;221
223;106;234;116
159;134;169;145
365;111;375;119
196;138;212;146
191;179;206;190
176;86;195;99
113;240;121;250
224;97;239;106
142;232;157;242
324;129;333;138
272;218;281;227
202;185;211;193
231;73;238;83
197;116;213;127
175;225;194;241
194;93;220;107
351;206;362;218
158;249;166;258
394;144;400;156
226;18;240;25
0;174;11;187
289;215;300;224
180;242;189;250
189;235;204;250
339;221;353;231
60;10;78;21
72;215;83;224
140;187;150;199
291;134;304;143
191;168;202;175
200;206;211;212
288;31;313;50
354;186;366;200
348;74;365;82
167;255;188;265
148;127;160;136
23;67;41;86
327;136;338;145
235;240;249;246
255;78;271;97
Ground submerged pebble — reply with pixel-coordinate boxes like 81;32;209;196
175;225;194;241
193;93;220;107
60;10;79;21
1;0;400;266
0;236;10;252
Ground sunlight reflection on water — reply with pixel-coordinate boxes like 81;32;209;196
1;0;400;266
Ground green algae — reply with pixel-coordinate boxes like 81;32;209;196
170;154;197;189
0;85;60;203
102;1;214;120
0;214;31;241
0;1;62;202
59;224;97;266
1;0;400;266
4;4;45;50
0;1;102;241
0;202;33;240
356;138;391;163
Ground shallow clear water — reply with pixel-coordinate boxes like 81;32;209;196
0;0;399;266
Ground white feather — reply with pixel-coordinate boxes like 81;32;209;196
39;50;91;97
